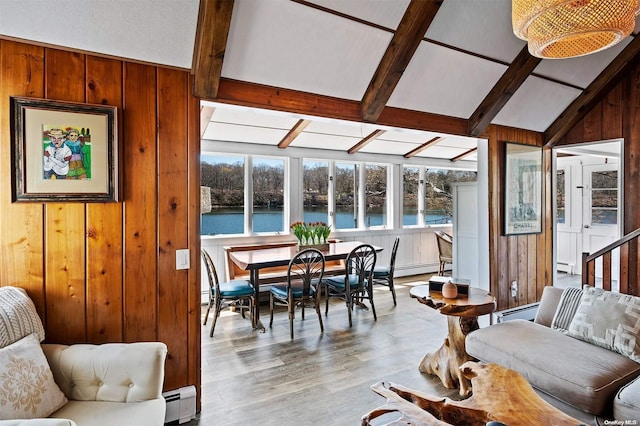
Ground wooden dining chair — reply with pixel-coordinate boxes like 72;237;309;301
269;248;325;339
324;244;377;327
372;236;399;306
201;248;255;337
434;231;453;276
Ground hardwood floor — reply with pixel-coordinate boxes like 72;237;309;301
187;275;462;426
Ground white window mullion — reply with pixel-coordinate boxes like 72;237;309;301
358;163;366;229
418;167;426;226
328;161;336;230
245;155;253;235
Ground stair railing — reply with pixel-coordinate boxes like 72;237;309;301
582;227;640;295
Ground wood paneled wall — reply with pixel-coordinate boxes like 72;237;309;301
556;59;640;296
485;126;552;311
0;41;201;397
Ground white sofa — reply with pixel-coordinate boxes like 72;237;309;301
0;286;167;425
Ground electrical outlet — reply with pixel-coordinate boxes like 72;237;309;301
511;281;518;298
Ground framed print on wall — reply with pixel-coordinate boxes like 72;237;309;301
10;96;119;202
503;142;542;235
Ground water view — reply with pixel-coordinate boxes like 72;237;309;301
201;207;450;235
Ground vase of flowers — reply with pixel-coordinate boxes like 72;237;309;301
290;221;331;251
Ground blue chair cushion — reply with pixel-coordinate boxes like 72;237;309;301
325;275;360;289
373;266;390;278
216;279;254;298
270;284;317;299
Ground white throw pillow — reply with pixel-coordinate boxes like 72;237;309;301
0;334;67;420
568;286;640;362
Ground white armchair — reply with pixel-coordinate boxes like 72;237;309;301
43;342;167;426
0;286;167;426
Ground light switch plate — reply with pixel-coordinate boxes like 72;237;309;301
176;249;190;270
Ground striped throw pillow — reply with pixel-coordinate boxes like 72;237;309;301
550;287;583;333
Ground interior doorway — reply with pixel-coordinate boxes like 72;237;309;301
553;140;622;288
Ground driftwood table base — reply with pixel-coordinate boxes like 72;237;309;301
419;316;478;397
410;285;495;397
362;362;582;426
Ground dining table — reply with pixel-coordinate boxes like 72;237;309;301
228;240;383;331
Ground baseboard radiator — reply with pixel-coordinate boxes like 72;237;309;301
493;302;540;323
163;385;196;424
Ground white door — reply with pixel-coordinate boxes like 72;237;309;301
452;182;478;286
581;163;620;280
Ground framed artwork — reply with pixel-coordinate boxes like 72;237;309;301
10;97;119;202
503;142;542;235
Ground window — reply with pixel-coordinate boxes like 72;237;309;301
334;162;358;230
403;167;419;226
402;166;477;227
201;155;245;236
591;170;617;225
252;157;285;233
556;169;565;224
366;164;387;227
303;160;329;224
424;169;476;225
201;151;474;236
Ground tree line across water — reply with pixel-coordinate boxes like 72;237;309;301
201;161;476;213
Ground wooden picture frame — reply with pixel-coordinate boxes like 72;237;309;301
10;96;119;202
503;142;542;235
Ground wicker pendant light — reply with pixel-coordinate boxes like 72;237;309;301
513;0;639;59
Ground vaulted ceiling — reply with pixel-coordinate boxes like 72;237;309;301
2;0;640;163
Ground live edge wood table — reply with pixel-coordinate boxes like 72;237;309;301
228;241;382;332
362;361;582;426
409;285;495;397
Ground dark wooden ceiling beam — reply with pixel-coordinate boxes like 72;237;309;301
468;47;541;137
451;147;477;162
360;0;441;122
216;78;468;136
278;119;311;148
348;129;385;154
404;137;442;158
193;0;234;99
545;34;640;146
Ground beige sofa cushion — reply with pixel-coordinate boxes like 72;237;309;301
534;286;563;327
0;334;67;420
614;376;640;421
466;319;640;415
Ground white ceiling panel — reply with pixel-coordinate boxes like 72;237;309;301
304;120;378;138
426;0;524;63
210;107;298;130
291;132;362;151
533;37;632;89
0;0;199;69
377;130;441;144
437;136;478;149
202;122;286;145
415;145;470;159
223;0;392;100
306;0;410;29
388;42;508;118
492;76;582;132
359;139;419;156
